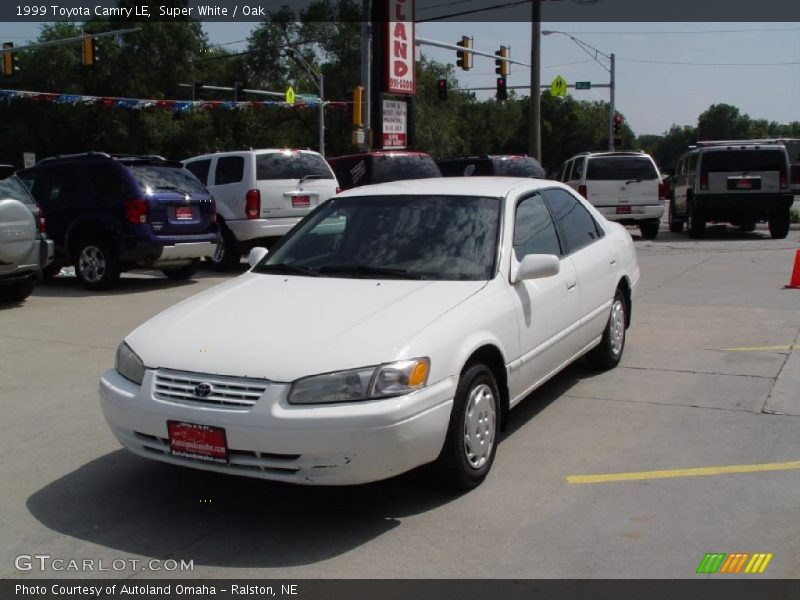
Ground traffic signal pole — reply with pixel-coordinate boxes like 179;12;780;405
530;0;541;161
608;52;615;151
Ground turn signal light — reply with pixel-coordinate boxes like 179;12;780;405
37;207;46;234
578;184;587;198
245;189;260;219
658;182;669;201
123;198;148;224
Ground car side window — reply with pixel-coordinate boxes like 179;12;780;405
572;158;585;180
186;159;211;185
688;154;698;175
46;167;83;206
87;164;129;202
557;161;568;182
543;188;603;254
513;193;562;259
214;156;244;186
564;160;575;181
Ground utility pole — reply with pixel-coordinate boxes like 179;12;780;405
360;1;372;149
608;53;615;151
530;0;541;161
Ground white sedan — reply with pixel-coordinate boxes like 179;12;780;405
100;178;640;490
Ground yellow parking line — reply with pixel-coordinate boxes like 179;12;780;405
721;344;795;352
567;460;800;484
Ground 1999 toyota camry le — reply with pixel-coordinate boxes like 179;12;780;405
100;178;640;490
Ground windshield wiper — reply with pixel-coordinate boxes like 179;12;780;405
298;174;324;186
254;263;320;277
625;178;643;185
317;265;427;280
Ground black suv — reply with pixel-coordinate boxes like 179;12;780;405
18;153;218;289
327;151;442;191
437;155;546;178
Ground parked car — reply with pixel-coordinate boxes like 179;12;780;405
0;164;16;178
183;149;338;270
18;153;218;290
100;177;640;490
0;175;53;301
437;155;546;178
558;151;667;239
669;142;793;239
327;151;441;191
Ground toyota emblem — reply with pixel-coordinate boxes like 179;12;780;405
194;382;213;398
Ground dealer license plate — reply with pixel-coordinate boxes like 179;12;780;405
168;421;228;464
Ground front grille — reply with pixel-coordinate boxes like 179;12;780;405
153;369;268;410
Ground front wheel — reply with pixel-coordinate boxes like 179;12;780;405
668;200;684;233
587;289;627;370
639;220;660;239
162;260;199;280
435;363;500;491
687;201;706;239
74;239;120;290
768;211;790;239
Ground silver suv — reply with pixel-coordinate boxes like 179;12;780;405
0;175;53;302
669;142;793;239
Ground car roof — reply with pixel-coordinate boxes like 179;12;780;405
328;151;431;161
184;149;323;161
336;176;557;199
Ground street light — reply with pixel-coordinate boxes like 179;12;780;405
542;30;616;151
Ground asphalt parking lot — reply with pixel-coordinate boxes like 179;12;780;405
2;224;799;579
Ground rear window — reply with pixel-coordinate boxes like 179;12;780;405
701;150;787;173
0;175;36;204
127;165;208;195
491;156;546;178
780;141;799;164
586;157;658;181
256;152;333;180
215;156;244;185
372;155;441;184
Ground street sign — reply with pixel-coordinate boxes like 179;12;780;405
575;81;591;90
23;152;35;168
382;98;408;149
550;75;567;97
285;86;295;105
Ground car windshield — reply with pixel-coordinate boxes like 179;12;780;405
491;156;546;177
372;155;442;184
256;194;501;281
256;152;333;180
586;157;658;180
0;175;36;204
127;165;208;195
701;150;787;173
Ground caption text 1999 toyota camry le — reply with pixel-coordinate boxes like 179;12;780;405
100;177;640;491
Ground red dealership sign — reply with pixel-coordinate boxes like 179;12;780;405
384;0;415;95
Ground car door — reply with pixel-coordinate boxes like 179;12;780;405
508;191;582;398
542;187;617;353
674;156;689;214
209;154;246;221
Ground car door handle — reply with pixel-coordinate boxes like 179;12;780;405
609;258;617;266
566;280;577;291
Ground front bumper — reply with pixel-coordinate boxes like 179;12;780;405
226;218;302;243
596;204;664;223
99;369;454;485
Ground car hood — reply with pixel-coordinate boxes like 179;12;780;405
126;273;486;382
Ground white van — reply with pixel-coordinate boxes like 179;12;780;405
184;149;339;269
559;151;667;239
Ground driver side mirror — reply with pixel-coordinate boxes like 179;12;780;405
248;246;268;269
511;254;560;284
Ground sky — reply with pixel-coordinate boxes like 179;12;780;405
1;20;797;135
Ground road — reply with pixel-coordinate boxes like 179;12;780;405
1;224;799;579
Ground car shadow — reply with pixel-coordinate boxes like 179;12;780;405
635;225;774;243
30;271;237;298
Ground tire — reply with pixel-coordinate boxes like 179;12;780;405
207;224;241;271
739;218;757;232
768;211;790;239
668;200;684;233
0;280;34;302
639;220;660;240
587;288;627;370
435;363;500;491
73;239;121;290
687;201;706;239
162;260;199;280
41;263;62;281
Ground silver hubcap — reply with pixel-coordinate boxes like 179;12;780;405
78;245;106;283
609;299;625;357
463;383;496;470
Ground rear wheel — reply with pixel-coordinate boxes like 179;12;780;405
207;224;240;271
587;288;627;370
639;220;660;239
74;239;120;290
687;201;706;239
161;260;199;280
668;200;684;233
435;363;499;491
768;211;790;239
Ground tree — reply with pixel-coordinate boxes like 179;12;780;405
696;103;750;141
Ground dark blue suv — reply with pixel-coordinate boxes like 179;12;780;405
18;153;218;289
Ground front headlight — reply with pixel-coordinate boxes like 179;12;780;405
115;342;145;385
289;357;430;405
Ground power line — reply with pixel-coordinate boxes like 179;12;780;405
416;0;482;12
557;27;800;35
417;0;530;22
618;57;800;66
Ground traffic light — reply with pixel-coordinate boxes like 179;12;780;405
613;114;622;134
353;85;363;126
2;42;18;77
82;35;99;67
437;78;448;101
234;81;244;102
456;36;471;71
193;81;204;101
496;77;507;101
494;46;509;77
